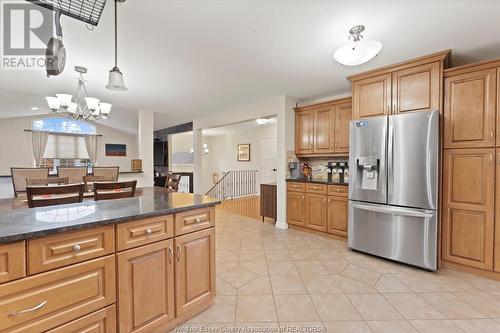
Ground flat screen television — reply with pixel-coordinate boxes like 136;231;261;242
154;141;165;166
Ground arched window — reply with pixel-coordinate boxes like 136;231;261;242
32;118;95;174
32;118;96;134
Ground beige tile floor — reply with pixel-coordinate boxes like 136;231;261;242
171;210;500;333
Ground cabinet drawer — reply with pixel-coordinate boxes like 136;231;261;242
175;207;215;236
0;241;25;283
328;185;348;197
27;226;114;275
0;255;115;333
287;182;305;192
116;215;174;251
306;183;327;194
46;305;116;333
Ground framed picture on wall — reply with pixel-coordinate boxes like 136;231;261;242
105;144;127;156
237;144;250;162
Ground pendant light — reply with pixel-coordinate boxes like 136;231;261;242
106;0;128;91
333;25;382;66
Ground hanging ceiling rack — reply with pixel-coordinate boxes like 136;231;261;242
26;0;107;26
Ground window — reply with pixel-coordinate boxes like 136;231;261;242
33;118;96;174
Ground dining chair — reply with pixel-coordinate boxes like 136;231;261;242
26;177;69;186
26;183;85;208
10;167;49;197
94;180;137;201
93;166;119;182
165;174;181;192
83;175;114;192
57;167;88;184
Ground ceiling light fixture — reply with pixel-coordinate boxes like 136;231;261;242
256;118;268;126
333;25;382;66
46;66;112;121
31;107;39;111
106;0;127;91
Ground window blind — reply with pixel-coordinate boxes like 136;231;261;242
43;134;89;159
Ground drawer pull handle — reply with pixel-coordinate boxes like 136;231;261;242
73;244;81;253
168;246;173;262
145;228;153;235
195;218;202;223
177;244;181;261
8;301;48;317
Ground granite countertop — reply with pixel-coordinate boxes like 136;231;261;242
286;178;349;186
0;192;220;244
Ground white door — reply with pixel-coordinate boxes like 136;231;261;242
260;137;277;184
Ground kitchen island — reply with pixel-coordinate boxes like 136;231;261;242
0;191;219;333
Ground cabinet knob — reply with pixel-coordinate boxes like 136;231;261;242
195;218;202;223
337;189;341;192
145;228;153;235
73;244;81;253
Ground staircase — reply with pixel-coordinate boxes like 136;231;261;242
206;170;258;201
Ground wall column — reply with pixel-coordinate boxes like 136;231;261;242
193;125;203;194
138;110;154;188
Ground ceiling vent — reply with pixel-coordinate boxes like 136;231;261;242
26;0;107;26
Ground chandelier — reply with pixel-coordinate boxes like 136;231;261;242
333;25;382;66
45;66;112;121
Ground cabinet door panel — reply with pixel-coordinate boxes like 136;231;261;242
175;228;215;316
495;149;500;272
392;61;440;114
117;240;175;333
444;68;496;148
442;149;494;270
46;305;116;333
352;74;392;119
287;191;305;227
305;194;327;232
497;68;500;147
334;102;352;153
295;110;314;154
314;107;334;153
327;196;348;237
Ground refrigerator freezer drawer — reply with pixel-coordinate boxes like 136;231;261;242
348;201;437;270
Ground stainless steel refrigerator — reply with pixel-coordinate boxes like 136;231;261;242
348;110;439;270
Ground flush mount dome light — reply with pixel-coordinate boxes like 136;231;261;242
333;25;382;66
256;118;268;126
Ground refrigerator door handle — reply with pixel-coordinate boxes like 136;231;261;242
387;119;394;197
350;202;435;218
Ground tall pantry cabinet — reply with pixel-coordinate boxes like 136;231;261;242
442;59;500;273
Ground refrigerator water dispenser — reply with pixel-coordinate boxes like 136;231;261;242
356;156;379;190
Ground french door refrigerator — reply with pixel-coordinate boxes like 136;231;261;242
348;110;439;270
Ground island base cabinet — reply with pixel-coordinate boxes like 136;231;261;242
175;227;215;317
46;305;116;333
117;240;175;333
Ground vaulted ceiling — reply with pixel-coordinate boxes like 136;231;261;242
1;0;500;133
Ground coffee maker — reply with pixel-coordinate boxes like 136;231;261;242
288;162;300;179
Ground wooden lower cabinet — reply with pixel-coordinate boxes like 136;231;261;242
327;196;348;237
175;228;215;317
46;305;116;333
442;149;495;270
287;191;306;227
495;148;500;272
0;241;25;283
305;193;327;232
117;240;175;333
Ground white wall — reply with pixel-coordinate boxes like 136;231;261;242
202;122;277;194
170;131;194;173
0;114;138;175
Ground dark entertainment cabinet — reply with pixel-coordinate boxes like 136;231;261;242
260;183;277;223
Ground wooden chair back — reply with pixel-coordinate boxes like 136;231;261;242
26;177;69;186
57;167;88;184
10;167;49;197
83;175;114;192
26;183;84;208
165;174;181;192
93;166;119;182
94;180;137;201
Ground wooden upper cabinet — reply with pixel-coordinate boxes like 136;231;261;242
305;193;327;232
295;110;314;154
444;68;497;148
175;228;215;317
314;106;335;153
352;73;392;119
392;61;441;114
334;102;352;153
442;149;495;270
117;240;175;333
